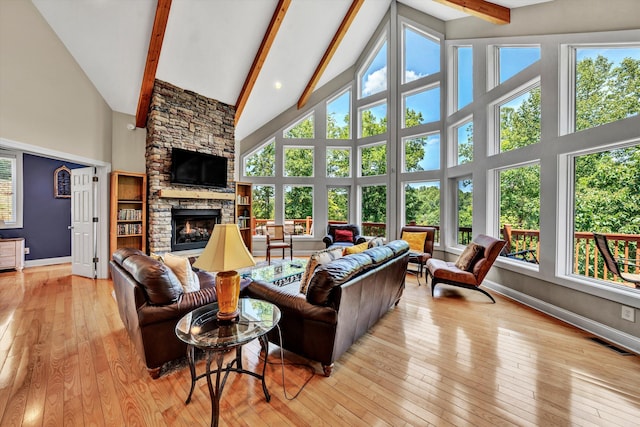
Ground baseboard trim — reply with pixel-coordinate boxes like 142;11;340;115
25;257;71;268
484;281;640;355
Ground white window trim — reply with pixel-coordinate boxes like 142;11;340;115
0;149;23;229
400;19;441;86
357;31;389;100
449;115;474;167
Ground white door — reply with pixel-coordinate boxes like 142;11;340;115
71;167;95;278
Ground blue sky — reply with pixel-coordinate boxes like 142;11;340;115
405;134;440;171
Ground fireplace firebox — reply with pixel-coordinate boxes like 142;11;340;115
171;209;221;251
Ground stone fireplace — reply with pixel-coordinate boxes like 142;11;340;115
171;208;221;251
146;80;236;254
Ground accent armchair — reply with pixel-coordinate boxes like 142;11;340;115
593;233;640;288
400;225;436;285
322;224;366;248
426;234;506;303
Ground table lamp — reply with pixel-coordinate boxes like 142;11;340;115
193;224;255;321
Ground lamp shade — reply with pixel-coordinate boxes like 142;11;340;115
193;224;255;272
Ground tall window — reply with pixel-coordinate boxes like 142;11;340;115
328;187;349;223
284;147;314;177
0;152;18;225
327;90;351;139
284;114;314;138
498;85;541;153
456;46;473;110
284;185;313;236
326;147;351;178
360;39;388;98
498;46;540;84
404;181;440;241
457;177;473;245
403;133;440;172
403;86;440;128
573;145;640;286
252;185;274;236
244;140;275;177
359;102;387;137
455;120;473;165
499;163;540;262
574;46;640;132
361;185;387;237
403;23;440;83
360;143;387;177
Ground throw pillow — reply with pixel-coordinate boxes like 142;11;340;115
164;253;201;293
299;246;344;294
334;228;354;243
367;236;385;248
343;241;369;255
402;231;427;253
454;242;485;271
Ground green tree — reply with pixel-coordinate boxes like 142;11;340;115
245;141;274;177
361;144;386;176
327;112;350;139
405;183;440;226
284;115;314;138
252;185;274;220
284;148;313;177
328;187;348;221
284;186;313;222
361;109;387;137
326;148;350;177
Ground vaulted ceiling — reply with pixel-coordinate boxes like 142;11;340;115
32;0;551;141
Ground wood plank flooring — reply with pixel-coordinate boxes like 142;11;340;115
1;263;639;426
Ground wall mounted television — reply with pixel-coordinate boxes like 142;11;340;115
170;148;228;188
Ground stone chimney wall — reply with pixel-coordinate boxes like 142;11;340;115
146;80;236;254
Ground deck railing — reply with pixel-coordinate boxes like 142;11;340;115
250;217;639;286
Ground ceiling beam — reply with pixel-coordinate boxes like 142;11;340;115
135;0;172;128
297;0;364;109
434;0;510;25
235;0;291;126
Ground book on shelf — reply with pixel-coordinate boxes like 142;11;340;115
117;223;142;236
117;209;142;221
237;195;250;205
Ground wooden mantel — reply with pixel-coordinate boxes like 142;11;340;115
158;189;235;200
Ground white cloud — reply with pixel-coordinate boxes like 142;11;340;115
362;66;387;96
405;69;425;83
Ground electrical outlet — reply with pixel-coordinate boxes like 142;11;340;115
24;247;30;255
621;305;635;322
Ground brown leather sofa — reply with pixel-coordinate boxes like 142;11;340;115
245;239;410;376
109;247;219;378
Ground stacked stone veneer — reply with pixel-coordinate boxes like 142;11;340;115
146;80;236;254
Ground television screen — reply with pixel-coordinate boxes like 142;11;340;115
170;148;228;188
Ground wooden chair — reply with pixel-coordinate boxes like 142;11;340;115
426;234;506;303
593;233;640;288
500;224;538;264
265;225;293;265
400;225;435;285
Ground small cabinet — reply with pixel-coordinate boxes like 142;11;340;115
235;182;253;253
110;171;147;256
0;238;25;271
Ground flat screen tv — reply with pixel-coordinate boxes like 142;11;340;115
170;148;228;188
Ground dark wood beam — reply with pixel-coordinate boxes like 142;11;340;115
135;0;172;128
297;0;364;109
434;0;510;25
235;0;291;126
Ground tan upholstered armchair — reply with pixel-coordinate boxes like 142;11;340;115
426;234;506;303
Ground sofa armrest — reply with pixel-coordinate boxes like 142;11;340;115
245;280;337;325
137;287;217;327
354;235;366;245
322;234;335;248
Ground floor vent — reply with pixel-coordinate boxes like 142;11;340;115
589;337;634;356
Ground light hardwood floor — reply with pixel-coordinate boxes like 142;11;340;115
1;262;639;426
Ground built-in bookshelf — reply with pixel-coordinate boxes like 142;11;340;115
110;171;147;256
235;182;253;253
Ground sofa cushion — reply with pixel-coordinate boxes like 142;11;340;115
113;247;145;265
455;242;485;271
385;239;410;256
164;253;200;293
367;237;385;248
306;254;372;306
122;254;184;305
363;245;394;265
334;228;354;243
343;241;369;255
299;246;344;295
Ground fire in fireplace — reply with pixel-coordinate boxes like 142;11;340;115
171;209;221;251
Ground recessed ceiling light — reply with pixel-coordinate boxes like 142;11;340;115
274;81;283;90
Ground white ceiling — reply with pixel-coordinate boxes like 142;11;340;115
31;0;551;142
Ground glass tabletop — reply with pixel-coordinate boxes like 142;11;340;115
239;259;307;284
175;298;281;350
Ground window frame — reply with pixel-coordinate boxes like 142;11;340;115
326;88;352;140
326;146;352;178
0;149;23;229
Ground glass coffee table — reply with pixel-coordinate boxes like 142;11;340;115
239;259;307;287
175;298;281;427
